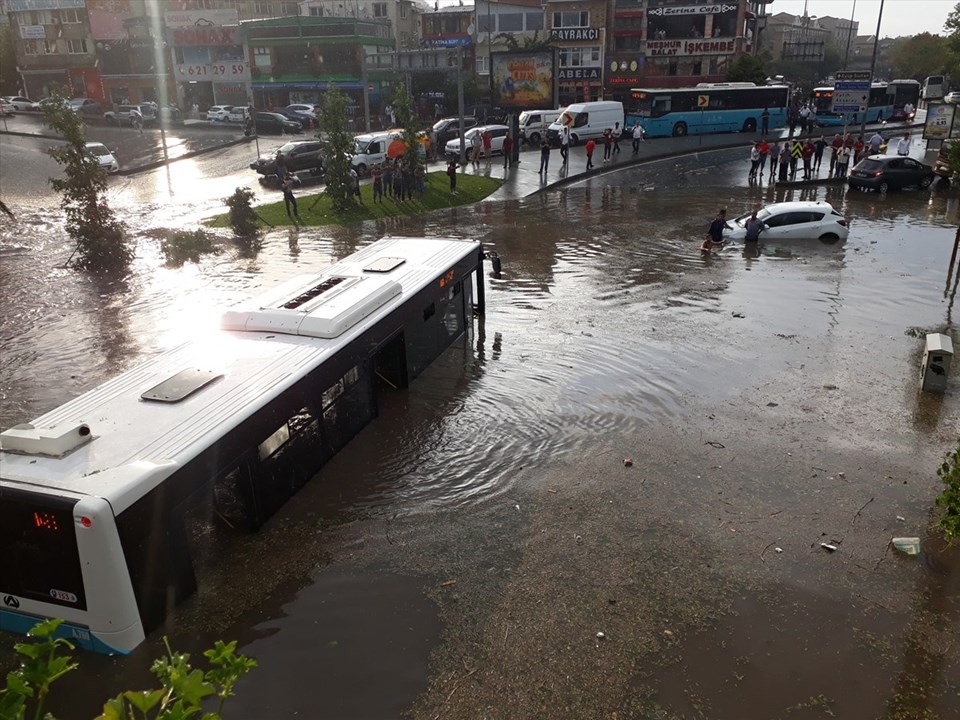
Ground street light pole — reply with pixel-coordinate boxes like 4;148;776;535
859;0;884;140
843;0;857;69
487;0;494;113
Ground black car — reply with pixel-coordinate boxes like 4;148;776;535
250;140;324;181
847;154;936;192
431;117;479;152
254;112;302;135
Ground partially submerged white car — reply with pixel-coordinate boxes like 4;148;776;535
727;201;849;242
85;142;119;174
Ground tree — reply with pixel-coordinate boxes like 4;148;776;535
727;53;768;85
390;80;425;175
42;87;131;273
0;24;19;96
317;85;356;210
889;33;947;81
945;3;960;80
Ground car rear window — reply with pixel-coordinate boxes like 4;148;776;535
857;159;884;172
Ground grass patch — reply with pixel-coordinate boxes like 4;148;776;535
205;171;501;229
160;229;221;266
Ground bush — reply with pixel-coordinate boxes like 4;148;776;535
224;187;259;239
160;229;220;266
935;440;960;539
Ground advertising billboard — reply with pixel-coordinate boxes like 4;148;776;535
492;52;553;108
923;102;957;141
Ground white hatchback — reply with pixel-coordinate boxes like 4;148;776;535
84;142;119;173
206;105;233;121
727;201;849;242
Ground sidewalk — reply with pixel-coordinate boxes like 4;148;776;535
459;115;927;202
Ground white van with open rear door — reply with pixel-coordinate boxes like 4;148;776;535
545;101;624;146
518;108;563;146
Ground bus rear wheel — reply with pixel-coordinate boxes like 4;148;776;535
743;118;757;133
672;123;687;137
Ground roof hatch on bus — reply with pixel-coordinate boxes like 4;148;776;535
0;421;92;457
221;273;402;339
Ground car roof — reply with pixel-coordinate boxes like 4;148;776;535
84;141;107;148
761;201;837;213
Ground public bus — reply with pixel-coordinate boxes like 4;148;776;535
922;75;948;101
0;237;488;654
626;82;789;138
812;80;919;126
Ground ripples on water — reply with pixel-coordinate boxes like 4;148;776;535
1;172;958;510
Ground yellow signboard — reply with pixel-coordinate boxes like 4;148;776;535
697;94;709;108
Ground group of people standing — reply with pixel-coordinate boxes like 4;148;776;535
370;159;426;203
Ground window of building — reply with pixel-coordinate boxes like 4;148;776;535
26;39;57;54
280;1;298;13
400;31;409;44
67;38;89;54
58;9;83;24
373;3;388;18
28;10;53;24
400;3;407;19
476;54;489;74
614;35;642;51
253;1;273;15
24;41;37;55
553;11;588;28
616;16;643;30
558;46;600;67
499;13;523;31
196;0;218;9
478;15;491;32
309;6;323;16
692;61;702;75
526;12;544;31
253;46;271;68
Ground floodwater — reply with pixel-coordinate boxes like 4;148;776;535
1;149;959;718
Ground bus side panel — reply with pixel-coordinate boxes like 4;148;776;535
405;279;468;380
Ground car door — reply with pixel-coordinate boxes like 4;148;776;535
884;158;906;188
757;211;790;239
490;128;508;153
778;211;819;239
901;158;925;187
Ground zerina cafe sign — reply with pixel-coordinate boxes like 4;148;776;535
647;3;737;16
646;38;736;56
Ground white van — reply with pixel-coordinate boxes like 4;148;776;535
518;108;563;146
546;101;624;146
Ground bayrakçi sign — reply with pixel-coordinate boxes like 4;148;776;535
550;28;601;42
493;51;553;107
647;3;737;16
646;38;736;56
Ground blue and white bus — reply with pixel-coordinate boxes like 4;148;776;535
626;82;789;138
0;237;488;654
812;80;918;126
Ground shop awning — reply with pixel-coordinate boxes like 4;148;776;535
252;80;368;91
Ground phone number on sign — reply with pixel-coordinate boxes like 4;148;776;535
176;63;248;79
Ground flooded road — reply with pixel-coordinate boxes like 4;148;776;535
1;148;959;719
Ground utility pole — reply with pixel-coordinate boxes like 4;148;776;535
486;0;494;114
457;47;466;165
859;0;884;140
843;0;857;69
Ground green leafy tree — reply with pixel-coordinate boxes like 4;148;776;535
390;80;424;175
317;85;356;210
946;3;960;80
936;440;960;539
0;619;256;720
42;86;131;273
727;53;768;85
889;33;948;81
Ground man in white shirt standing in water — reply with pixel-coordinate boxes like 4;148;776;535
896;133;912;156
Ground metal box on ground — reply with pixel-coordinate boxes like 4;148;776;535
920;333;953;393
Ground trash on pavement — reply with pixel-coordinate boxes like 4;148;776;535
892;537;921;555
820;543;838;552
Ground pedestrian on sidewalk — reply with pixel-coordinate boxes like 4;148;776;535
612;122;622;155
350;167;363;204
281;177;301;223
482;129;493;167
748;142;760;180
392;161;403;200
631;122;644;153
853;135;865;164
835;144;851;178
383;161;394;198
769;140;782;178
760;106;770;135
470;131;482;168
813;136;827;171
538;139;550;174
829;134;843;176
777;146;790;183
560;125;570;163
868;130;884;155
757;138;770;179
447;160;458;194
585;138;596;170
602;129;612;163
789;137;802;178
502;132;513;169
371;164;383;203
801;138;814;179
896;132;912;156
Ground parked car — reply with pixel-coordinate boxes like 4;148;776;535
847;154;936;192
250;140;325;181
227;106;251;123
945;91;960;104
3;96;38;111
104;104;144;125
431;117;478;151
445;125;510;160
206;105;234;122
84;142;119;174
0;99;14;116
278;104;316;128
68;98;101;115
726;201;849;242
253;111;302;135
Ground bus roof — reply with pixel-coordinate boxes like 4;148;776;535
0;237;479;511
631;85;789;93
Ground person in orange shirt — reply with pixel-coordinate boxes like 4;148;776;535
585;137;596;170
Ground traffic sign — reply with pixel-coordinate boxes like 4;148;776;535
832;72;872;114
697;94;709;108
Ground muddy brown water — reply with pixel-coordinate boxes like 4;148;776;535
1;152;959;718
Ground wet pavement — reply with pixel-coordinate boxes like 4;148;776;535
1;118;959;719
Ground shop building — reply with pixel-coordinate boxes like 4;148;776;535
543;0;608;105
475;0;546;86
6;0;99;101
301;0;424;50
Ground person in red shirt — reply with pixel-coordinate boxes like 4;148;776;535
853;134;865;163
801;139;815;179
502;132;513;169
585;138;596;169
829;134;843;176
757;139;770;179
481;130;493;166
602;129;613;163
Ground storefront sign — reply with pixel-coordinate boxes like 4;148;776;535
647;4;736;16
420;35;472;48
645;38;735;56
558;67;601;81
19;25;46;39
492;51;553;107
172;27;241;46
923;103;956;141
174;62;250;82
607;76;640;86
551;28;601;42
164;9;239;29
9;0;83;10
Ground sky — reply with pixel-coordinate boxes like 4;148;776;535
771;0;954;38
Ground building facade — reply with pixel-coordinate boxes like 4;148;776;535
764;11;829;64
301;0;424;50
544;0;607;105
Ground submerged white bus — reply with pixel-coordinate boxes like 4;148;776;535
1;237;487;654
